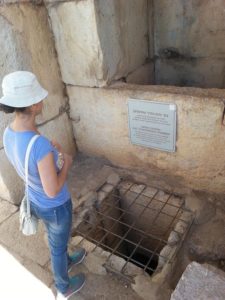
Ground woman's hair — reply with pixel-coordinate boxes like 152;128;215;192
0;104;27;114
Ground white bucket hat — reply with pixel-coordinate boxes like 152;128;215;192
0;71;48;107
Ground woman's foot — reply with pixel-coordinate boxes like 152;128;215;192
56;273;86;299
68;248;86;272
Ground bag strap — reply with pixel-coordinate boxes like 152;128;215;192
25;135;39;217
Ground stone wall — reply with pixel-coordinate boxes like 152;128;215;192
153;0;225;88
47;0;149;87
0;3;76;204
68;83;225;194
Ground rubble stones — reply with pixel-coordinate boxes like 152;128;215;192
157;245;173;269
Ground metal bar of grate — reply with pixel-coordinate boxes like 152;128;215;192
76;220;164;258
121;236;144;273
92;183;150;251
98;186;167;269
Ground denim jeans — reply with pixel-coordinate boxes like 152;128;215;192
30;199;72;293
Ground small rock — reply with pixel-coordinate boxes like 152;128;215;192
84;253;107;275
158;245;173;268
107;173;120;186
123;261;144;276
93;246;104;255
174;220;187;235
97;191;107;203
81;239;96;252
159;245;173;259
180;211;193;223
100;250;111;258
101;183;114;193
108;254;126;272
168;231;180;246
118;181;133;190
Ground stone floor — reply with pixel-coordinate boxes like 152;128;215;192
1;153;225;300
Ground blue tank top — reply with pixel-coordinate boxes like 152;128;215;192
3;126;70;208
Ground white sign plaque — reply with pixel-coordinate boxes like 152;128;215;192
128;99;176;152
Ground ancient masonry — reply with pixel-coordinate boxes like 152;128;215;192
1;0;225;299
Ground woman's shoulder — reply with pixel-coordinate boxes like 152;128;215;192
35;134;53;150
33;135;54;163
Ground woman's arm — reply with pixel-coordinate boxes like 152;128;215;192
37;152;72;198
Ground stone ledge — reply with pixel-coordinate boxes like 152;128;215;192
171;262;225;300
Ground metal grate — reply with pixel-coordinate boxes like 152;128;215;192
74;180;193;276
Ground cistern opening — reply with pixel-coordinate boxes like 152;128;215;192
74;180;193;277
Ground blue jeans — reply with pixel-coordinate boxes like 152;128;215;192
30;199;72;293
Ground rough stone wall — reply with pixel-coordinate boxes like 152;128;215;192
153;0;225;88
0;3;76;204
47;0;149;87
68;83;225;194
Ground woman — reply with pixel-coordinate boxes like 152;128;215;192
0;71;86;299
